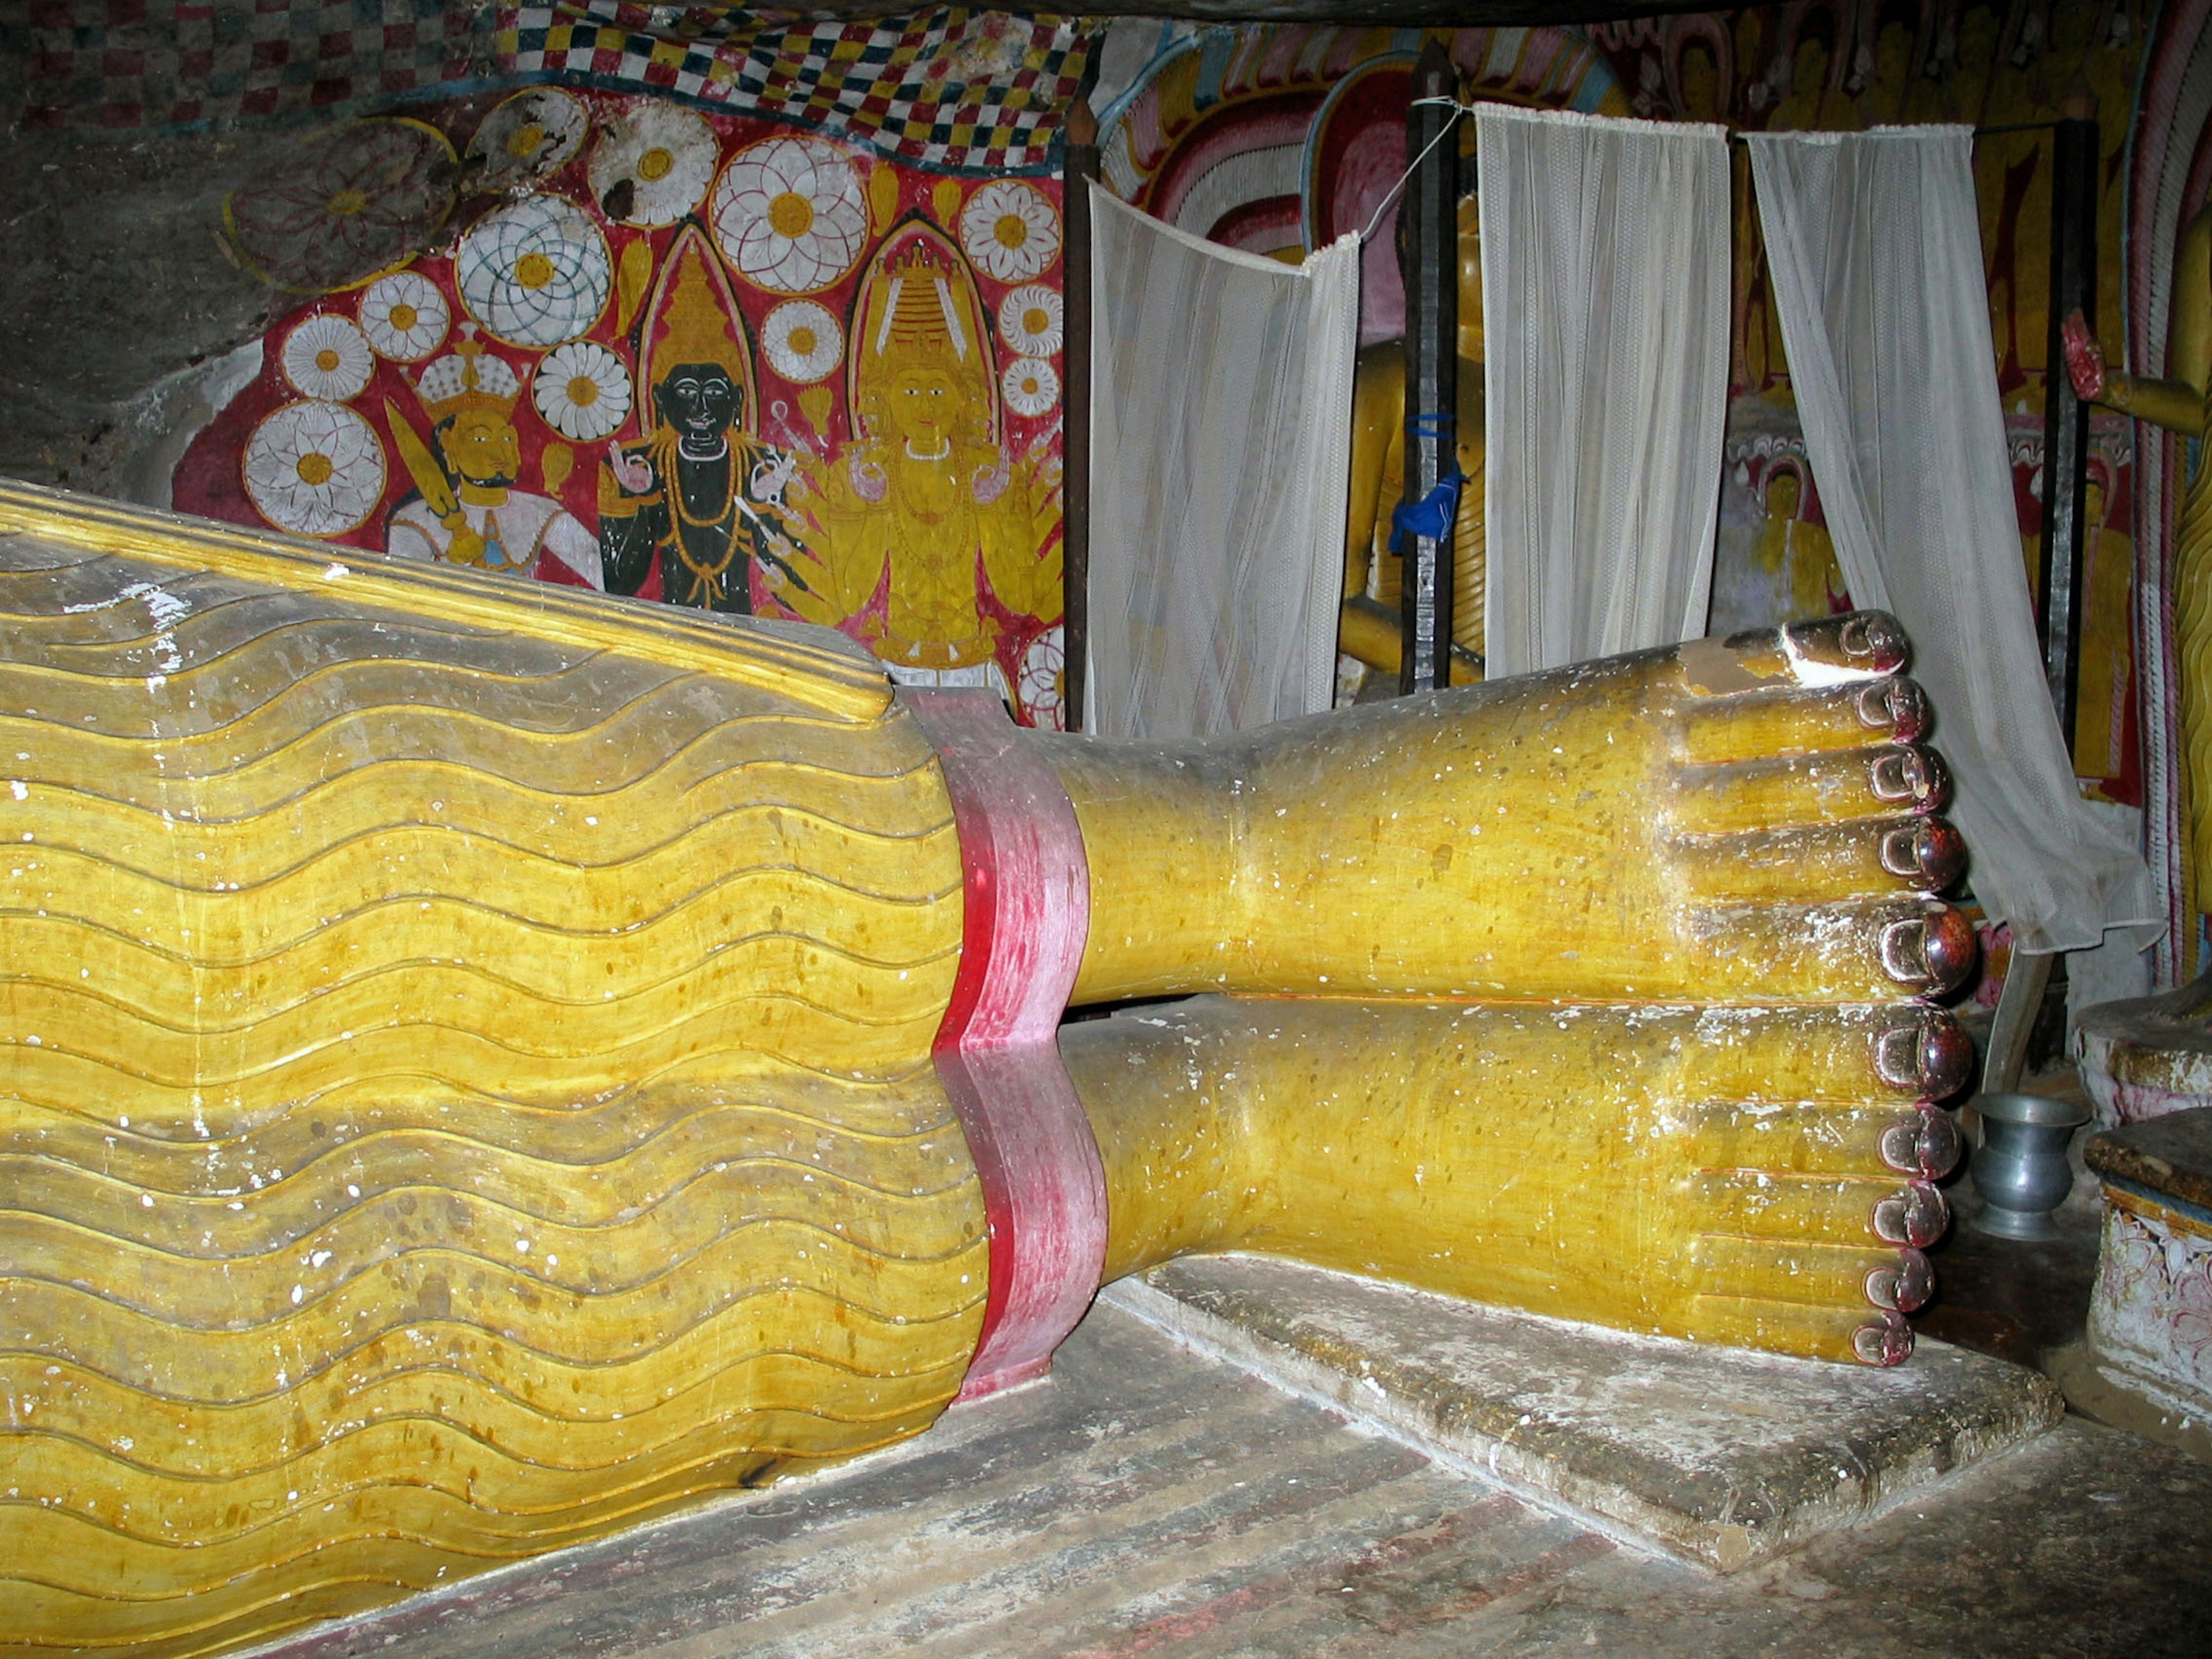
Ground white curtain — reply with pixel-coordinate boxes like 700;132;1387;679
1748;127;2156;959
1087;184;1359;738
1477;105;1732;679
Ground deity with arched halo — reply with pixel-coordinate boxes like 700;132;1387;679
598;228;814;613
784;222;1062;692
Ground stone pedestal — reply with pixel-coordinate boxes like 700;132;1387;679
2074;978;2212;1126
2079;1108;2212;1431
1102;1253;2063;1573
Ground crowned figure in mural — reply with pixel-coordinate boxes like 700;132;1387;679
786;221;1061;692
599;226;813;612
384;325;604;588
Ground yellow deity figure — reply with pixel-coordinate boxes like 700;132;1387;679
1340;192;1486;683
2067;210;2212;933
2074;468;2135;783
786;225;1062;688
1750;460;1847;622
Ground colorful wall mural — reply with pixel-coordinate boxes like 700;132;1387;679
175;78;1073;725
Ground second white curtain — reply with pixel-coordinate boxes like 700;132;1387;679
1747;127;2156;958
1477;104;1732;678
1087;185;1359;738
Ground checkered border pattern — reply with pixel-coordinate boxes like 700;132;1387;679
16;0;494;130
497;3;1091;172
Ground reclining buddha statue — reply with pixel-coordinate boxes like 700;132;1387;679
0;480;1969;1657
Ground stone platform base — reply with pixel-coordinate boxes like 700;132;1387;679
1101;1255;2063;1574
2046;1339;2212;1463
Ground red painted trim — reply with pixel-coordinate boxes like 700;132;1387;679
899;688;1105;1399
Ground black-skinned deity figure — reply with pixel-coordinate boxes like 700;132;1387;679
599;235;813;613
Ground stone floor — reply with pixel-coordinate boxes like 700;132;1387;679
249;1295;2211;1659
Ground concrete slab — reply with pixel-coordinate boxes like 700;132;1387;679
1104;1253;2064;1572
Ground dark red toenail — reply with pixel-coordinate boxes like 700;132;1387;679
1873;1013;1970;1098
1918;1013;1974;1098
1836;611;1909;670
1866;1249;1935;1312
1853;1311;1915;1366
1920;904;1977;991
1873;1180;1949;1247
1919;817;1964;885
1870;745;1952;813
1879;906;1978;994
1857;676;1930;742
1781;612;1910;679
1880;1105;1964;1178
1878;818;1967;888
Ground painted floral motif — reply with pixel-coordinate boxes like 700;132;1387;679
468;88;589;191
998;285;1063;357
589;104;719;228
960;180;1059;284
222;118;457;295
358;270;450;362
762;300;843;384
1002;355;1060;419
457;194;612;349
532;339;634;442
2180;1264;2212;1365
243;401;387;537
1018;624;1066;731
281;314;374;402
2094;1206;2212;1391
711;137;869;295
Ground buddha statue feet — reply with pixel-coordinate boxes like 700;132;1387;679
1048;609;1975;1010
1070;995;1968;1369
0;486;1976;1657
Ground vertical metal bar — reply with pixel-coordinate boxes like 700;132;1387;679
1399;41;1458;695
1062;99;1099;733
2037;116;2099;753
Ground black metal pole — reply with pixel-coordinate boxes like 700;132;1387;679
1062;99;1098;734
1399;41;1457;695
2037;116;2099;753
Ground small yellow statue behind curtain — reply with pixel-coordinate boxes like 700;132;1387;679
1340;194;1486;685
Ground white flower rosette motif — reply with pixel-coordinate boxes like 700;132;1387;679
711;138;868;296
469;87;589;190
532;340;633;442
1001;355;1060;419
457;194;611;350
588;104;718;227
244;400;387;537
762;300;843;384
281;313;375;400
1018;626;1066;730
960;181;1060;283
997;285;1063;357
358;270;449;361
